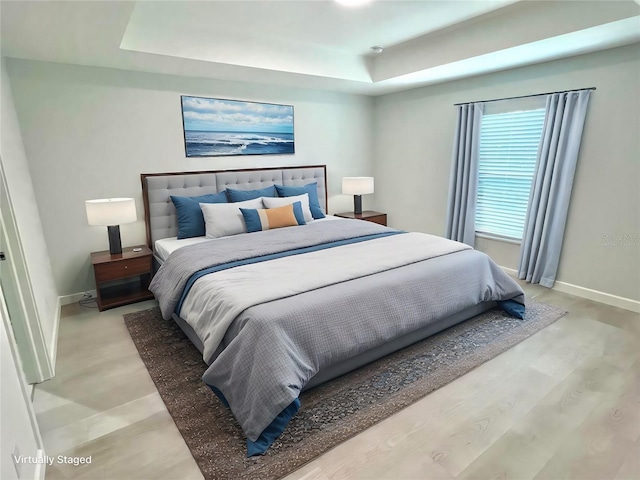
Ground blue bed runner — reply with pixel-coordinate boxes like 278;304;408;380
209;385;300;457
497;299;525;319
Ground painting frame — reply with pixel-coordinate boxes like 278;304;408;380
180;95;295;158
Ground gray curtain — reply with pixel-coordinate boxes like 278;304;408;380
445;102;484;246
518;90;591;287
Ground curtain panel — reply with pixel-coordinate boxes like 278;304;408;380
518;90;591;287
445;103;484;246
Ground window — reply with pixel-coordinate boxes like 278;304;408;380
476;108;546;241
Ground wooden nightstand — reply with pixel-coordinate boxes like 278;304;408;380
90;245;154;311
334;211;387;226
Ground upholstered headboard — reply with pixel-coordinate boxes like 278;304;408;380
141;165;327;249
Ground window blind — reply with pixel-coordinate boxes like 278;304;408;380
476;108;546;240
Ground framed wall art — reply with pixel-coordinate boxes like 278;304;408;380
181;96;295;157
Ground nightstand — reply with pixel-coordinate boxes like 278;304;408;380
334;211;387;226
90;245;154;311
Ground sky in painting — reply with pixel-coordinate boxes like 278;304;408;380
181;96;294;133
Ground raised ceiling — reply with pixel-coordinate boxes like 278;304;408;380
1;1;639;95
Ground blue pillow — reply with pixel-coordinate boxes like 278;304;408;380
170;192;227;239
240;202;306;233
226;185;277;202
275;182;325;219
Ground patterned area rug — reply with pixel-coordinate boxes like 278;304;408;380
124;302;566;480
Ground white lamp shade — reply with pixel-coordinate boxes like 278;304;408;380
85;198;137;226
342;177;374;195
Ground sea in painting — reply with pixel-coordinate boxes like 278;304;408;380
184;131;294;157
181;96;295;157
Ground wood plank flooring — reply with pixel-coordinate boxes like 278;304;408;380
34;283;639;479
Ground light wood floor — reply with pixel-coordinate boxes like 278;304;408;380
35;282;639;480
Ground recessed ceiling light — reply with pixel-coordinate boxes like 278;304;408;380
370;46;384;54
335;0;373;7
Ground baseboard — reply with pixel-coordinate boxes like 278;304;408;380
500;266;518;276
500;266;640;313
59;290;97;306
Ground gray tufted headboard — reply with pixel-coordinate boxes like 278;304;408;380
141;165;327;249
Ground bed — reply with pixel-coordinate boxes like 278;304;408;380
141;165;525;455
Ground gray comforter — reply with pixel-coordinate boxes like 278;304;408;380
150;220;394;321
150;220;525;442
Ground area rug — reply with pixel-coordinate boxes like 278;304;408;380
124;302;566;480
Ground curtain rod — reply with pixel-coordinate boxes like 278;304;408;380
453;87;596;106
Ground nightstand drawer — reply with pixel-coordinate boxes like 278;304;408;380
94;256;151;283
334;211;387;226
363;214;387;226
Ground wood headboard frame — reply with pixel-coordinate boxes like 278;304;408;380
141;165;328;249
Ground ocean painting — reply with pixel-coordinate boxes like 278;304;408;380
181;96;295;157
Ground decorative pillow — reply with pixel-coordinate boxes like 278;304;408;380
226;185;277;202
200;197;264;239
170;192;228;239
275;183;325;219
240;202;306;233
262;194;313;223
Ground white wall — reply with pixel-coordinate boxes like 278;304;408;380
374;44;640;302
7;46;639;302
6;59;375;296
0;57;59;361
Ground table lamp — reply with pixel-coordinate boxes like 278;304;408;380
85;198;137;255
342;177;374;215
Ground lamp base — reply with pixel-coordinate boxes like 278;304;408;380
353;195;363;215
107;225;122;255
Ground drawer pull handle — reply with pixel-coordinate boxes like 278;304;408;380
124;266;128;269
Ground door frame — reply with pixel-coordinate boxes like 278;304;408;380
0;282;47;479
0;160;53;383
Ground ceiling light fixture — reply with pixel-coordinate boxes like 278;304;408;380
370;46;384;54
334;0;373;7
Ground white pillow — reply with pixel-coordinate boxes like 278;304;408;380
262;194;313;223
200;198;264;239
